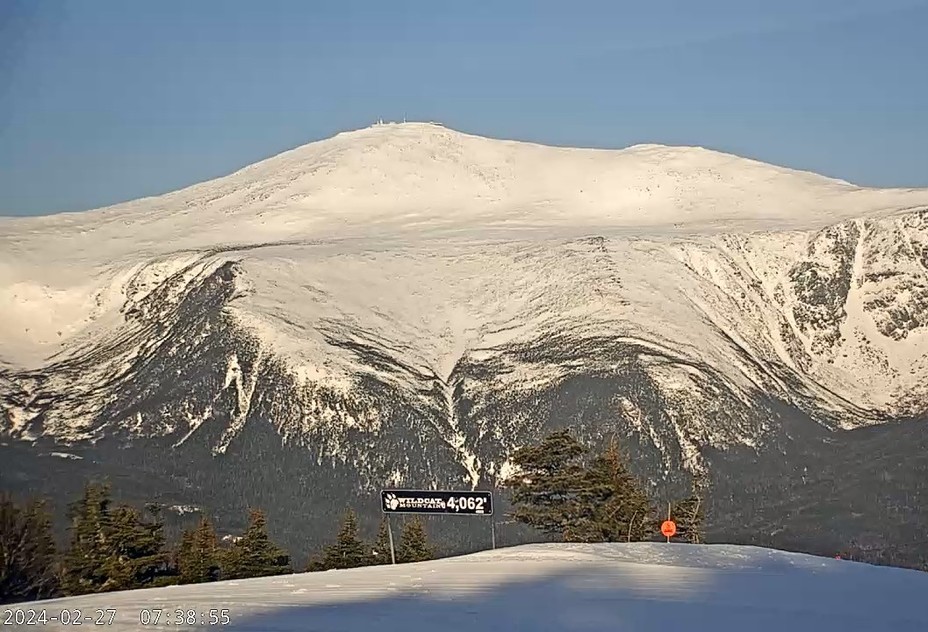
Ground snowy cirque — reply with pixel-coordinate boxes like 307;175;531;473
8;543;928;631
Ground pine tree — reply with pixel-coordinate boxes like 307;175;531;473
503;429;592;539
61;483;114;595
61;484;172;595
0;495;59;604
397;517;432;563
370;517;393;565
303;554;327;572
221;510;290;580
99;503;169;591
582;437;656;542
504;431;659;543
318;509;370;570
176;518;221;584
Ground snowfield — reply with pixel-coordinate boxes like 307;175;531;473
8;543;928;631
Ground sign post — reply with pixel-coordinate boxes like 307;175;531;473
661;501;676;543
386;515;396;564
381;489;495;559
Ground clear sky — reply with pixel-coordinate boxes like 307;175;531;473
1;0;926;216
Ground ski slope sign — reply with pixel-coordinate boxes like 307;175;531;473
661;520;677;539
381;489;493;515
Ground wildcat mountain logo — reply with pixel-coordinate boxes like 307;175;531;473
381;490;494;515
384;493;445;511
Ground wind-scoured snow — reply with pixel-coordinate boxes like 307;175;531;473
8;543;927;631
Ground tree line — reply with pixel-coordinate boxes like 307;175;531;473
1;484;437;604
3;428;701;604
306;509;433;570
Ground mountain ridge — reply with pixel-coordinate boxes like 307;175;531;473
3;122;925;232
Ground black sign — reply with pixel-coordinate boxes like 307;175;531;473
381;489;493;515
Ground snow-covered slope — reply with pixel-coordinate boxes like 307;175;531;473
9;543;928;631
3;121;925;271
2;123;928;560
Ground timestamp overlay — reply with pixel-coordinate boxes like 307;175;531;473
3;599;236;631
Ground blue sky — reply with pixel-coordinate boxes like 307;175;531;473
1;0;926;216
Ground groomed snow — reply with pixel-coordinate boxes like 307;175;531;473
9;543;927;631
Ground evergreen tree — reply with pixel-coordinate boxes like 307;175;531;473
221;510;290;580
370;517;394;565
397;517;432;563
100;503;169;590
303;554;327;573
582;437;656;542
176;518;221;584
61;483;114;595
317;509;370;570
504;431;659;543
0;495;59;604
503;429;592;539
62;484;172;595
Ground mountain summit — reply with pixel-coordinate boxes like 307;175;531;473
4;123;926;257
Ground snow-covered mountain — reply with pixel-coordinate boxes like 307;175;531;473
2;123;928;560
10;543;928;631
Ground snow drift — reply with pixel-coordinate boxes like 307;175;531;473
9;543;928;631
